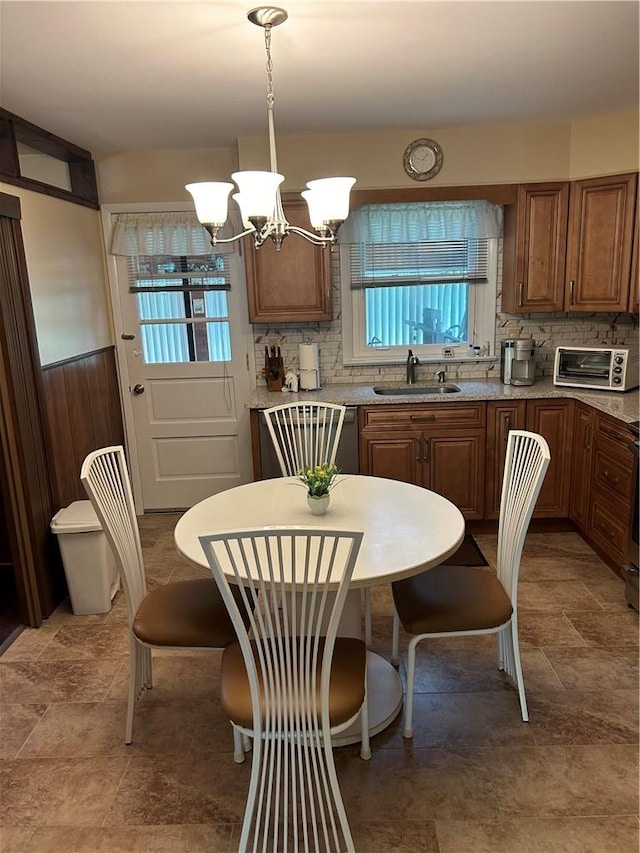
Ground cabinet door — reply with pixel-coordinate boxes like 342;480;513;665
425;431;485;519
502;183;569;313
244;197;332;323
525;399;573;517
629;185;639;313
568;401;594;532
485;401;527;519
359;433;420;484
565;173;637;311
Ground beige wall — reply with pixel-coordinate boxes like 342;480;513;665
95;146;239;204
237;121;572;190
0;184;112;366
569;109;639;178
94;111;638;203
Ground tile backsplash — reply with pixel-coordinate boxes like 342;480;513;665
251;242;637;386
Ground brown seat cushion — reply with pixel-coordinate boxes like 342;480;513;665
392;564;513;635
220;636;367;730
133;578;238;648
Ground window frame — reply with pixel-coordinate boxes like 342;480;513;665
340;237;499;366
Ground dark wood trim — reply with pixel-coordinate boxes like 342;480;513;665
0;109;98;208
350;184;519;208
42;345;115;372
0;191;21;219
0;174;100;211
0;210;60;625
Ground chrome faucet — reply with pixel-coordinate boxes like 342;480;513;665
406;349;420;384
436;370;446;384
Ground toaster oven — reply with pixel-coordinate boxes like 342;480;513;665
554;346;639;392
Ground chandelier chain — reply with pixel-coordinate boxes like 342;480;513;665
265;26;275;109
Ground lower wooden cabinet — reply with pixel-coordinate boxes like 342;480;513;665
525;399;574;517
569;401;594;530
587;412;635;570
359;403;486;519
485;401;527;519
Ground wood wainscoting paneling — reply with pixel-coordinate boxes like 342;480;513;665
41;347;125;510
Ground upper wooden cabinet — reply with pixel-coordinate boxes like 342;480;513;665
503;173;638;314
244;195;332;323
628;181;639;314
502;182;569;313
565;173;637;311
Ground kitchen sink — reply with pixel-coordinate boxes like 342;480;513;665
373;384;461;396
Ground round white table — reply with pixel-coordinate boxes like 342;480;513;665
174;474;465;743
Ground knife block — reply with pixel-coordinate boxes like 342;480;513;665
267;370;285;392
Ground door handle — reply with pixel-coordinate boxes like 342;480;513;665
132;384;145;395
121;333;136;340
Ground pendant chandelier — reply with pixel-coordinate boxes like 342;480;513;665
186;6;356;251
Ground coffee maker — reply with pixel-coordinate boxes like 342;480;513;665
501;339;536;386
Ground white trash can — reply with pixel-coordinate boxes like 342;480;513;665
50;500;120;615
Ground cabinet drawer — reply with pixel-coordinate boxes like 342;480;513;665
590;496;629;563
594;413;635;461
361;403;485;431
593;447;633;504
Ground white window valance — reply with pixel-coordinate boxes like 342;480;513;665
109;211;237;256
337;200;503;244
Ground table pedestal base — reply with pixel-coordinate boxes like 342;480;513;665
332;651;403;746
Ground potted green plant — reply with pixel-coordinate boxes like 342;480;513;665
296;462;339;515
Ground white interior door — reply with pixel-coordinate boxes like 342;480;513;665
104;207;255;511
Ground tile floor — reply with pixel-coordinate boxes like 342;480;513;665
0;518;638;853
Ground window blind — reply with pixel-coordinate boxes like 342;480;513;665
127;254;231;293
347;239;490;289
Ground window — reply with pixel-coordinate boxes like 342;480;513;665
128;254;232;364
339;201;502;365
110;210;238;365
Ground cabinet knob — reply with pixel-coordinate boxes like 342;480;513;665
569;280;575;304
518;283;524;307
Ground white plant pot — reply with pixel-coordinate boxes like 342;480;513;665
307;494;330;516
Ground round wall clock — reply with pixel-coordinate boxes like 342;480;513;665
403;138;443;181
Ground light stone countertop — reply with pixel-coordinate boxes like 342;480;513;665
246;377;640;424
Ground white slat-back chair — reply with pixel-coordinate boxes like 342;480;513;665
81;446;240;745
262;400;377;652
199;526;369;853
391;430;550;737
263;401;346;477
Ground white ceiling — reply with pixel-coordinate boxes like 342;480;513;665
1;0;638;154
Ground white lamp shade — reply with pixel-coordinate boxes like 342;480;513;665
303;177;356;227
231;193;252;229
185;182;234;226
231;171;284;218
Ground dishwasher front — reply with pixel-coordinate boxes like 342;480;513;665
257;405;360;479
